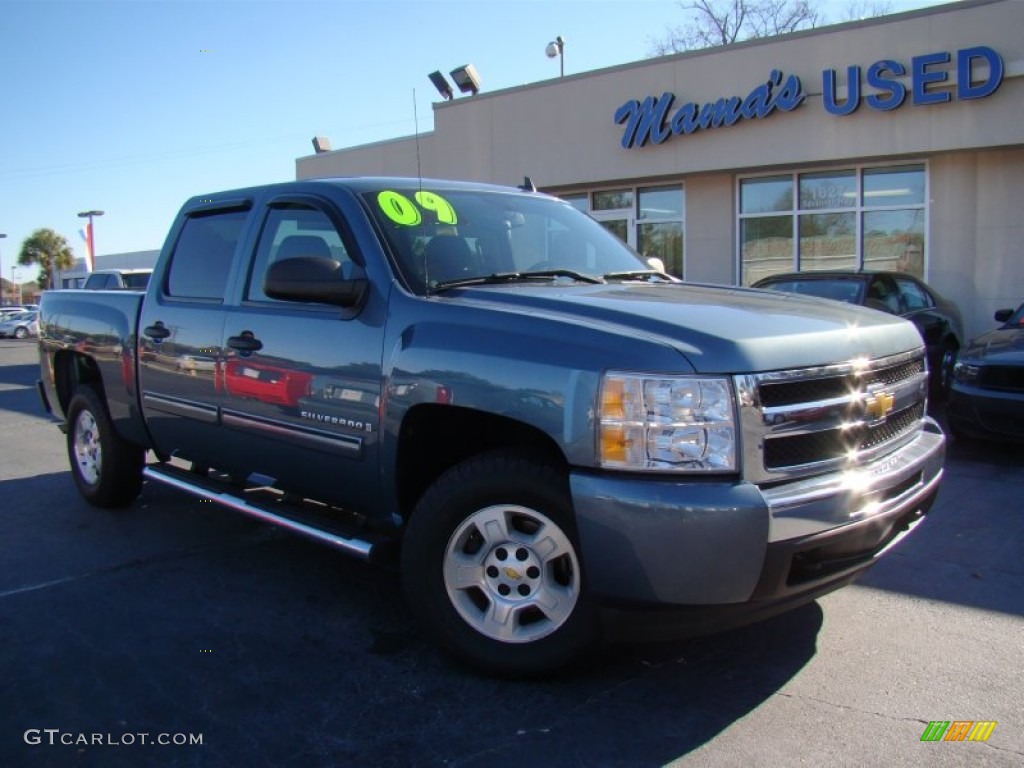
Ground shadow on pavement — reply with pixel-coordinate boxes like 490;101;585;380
0;469;824;767
859;407;1024;618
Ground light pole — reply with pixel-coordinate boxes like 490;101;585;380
0;233;6;306
77;209;104;274
11;266;23;305
545;35;565;78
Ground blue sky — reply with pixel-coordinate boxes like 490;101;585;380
0;0;946;282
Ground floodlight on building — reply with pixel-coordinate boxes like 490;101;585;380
546;35;565;78
312;136;332;154
449;64;481;96
428;70;454;101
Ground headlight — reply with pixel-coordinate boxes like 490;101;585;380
953;362;979;385
599;372;737;472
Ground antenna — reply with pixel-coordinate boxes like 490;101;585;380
413;89;430;295
413;88;423;186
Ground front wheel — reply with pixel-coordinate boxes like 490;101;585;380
14;326;27;339
66;386;145;508
401;452;599;675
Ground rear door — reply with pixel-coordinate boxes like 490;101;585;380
137;202;250;464
214;194;386;511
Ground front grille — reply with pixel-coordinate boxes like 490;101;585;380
764;402;924;469
738;350;929;483
760;358;925;407
978;365;1024;393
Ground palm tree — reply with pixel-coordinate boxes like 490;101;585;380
18;228;74;290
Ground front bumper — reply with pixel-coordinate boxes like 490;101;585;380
570;417;945;634
947;384;1024;443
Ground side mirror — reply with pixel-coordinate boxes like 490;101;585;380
646;256;667;273
264;256;368;308
994;308;1013;323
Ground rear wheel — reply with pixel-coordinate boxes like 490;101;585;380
935;341;959;401
66;386;145;508
401;452;599;675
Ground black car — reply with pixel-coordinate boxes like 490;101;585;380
752;270;964;395
946;303;1024;443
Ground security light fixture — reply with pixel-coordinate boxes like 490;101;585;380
312;136;332;154
546;35;565;78
428;70;454;101
449;64;481;96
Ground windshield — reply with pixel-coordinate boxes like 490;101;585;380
123;272;151;289
360;186;651;294
759;277;865;305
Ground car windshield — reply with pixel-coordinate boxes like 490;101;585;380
759;277;865;305
360;185;651;294
4;312;34;322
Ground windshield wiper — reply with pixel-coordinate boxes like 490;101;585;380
602;270;676;283
435;270;604;291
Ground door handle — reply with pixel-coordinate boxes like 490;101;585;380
143;322;171;341
227;331;263;355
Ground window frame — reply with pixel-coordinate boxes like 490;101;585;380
737;161;928;286
241;194;366;314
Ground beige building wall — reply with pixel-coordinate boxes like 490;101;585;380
297;0;1024;338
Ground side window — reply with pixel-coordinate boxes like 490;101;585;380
894;277;933;311
867;275;901;313
247;204;360;304
166;210;247;300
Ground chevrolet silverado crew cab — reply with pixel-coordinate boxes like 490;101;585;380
38;177;945;675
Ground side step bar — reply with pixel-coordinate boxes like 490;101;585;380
143;463;388;561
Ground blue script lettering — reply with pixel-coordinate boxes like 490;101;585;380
615;71;805;149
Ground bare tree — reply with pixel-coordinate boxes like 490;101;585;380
837;0;893;22
648;0;889;55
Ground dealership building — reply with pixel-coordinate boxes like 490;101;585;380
296;0;1022;340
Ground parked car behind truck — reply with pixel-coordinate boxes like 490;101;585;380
752;270;963;396
37;177;945;674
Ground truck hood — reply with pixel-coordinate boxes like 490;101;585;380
448;282;925;373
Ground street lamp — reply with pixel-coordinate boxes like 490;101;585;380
77;209;104;273
545;35;565;78
0;233;6;306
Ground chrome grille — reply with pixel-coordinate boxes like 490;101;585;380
736;350;929;485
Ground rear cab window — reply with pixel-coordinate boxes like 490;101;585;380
165;209;249;300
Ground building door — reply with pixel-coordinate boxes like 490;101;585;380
590;210;636;248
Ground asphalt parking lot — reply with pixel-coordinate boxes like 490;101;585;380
1;337;1021;768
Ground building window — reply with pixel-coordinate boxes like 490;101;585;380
560;193;588;213
739;163;926;285
638;185;683;277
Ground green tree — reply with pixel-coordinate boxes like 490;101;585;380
18;228;74;290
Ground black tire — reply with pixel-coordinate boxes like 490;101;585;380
933;340;959;402
401;451;599;676
14;326;27;339
66;386;145;508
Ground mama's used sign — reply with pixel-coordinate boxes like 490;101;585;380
615;46;1003;150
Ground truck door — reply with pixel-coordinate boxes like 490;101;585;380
137;203;249;464
215;196;385;512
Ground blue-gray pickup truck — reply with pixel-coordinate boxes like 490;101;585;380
38;177;945;674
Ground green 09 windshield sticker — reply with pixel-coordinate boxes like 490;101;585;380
377;190;457;226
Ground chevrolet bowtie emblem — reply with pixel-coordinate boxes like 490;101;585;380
863;389;895;423
503;567;522;581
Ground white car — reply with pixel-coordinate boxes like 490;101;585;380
0;311;39;339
